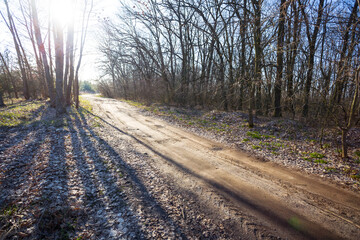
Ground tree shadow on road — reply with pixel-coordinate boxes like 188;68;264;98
75;107;188;239
80;107;339;240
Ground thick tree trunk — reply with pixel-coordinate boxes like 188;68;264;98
0;91;5;107
252;0;262;117
65;20;75;106
54;22;66;115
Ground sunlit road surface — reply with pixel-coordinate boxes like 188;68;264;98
84;95;360;240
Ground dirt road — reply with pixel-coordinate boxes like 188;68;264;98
85;95;360;239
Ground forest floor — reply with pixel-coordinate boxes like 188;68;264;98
0;95;359;239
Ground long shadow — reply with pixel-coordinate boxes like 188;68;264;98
0;101;32;111
80;107;340;240
36;117;71;239
66;115;127;238
76;108;188;239
0;128;30;152
1;112;76;239
0;104;48;153
0;127;48;209
0;100;48;112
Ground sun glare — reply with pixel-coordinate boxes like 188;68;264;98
50;0;75;27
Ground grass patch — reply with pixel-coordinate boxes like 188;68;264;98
79;97;93;112
0;101;45;127
309;152;325;159
122;99;152;112
302;152;327;163
267;146;279;151
247;131;262;139
303;157;313;162
322;143;331;149
350;174;360;180
259;141;270;146
2;204;18;216
252;145;261;150
354;150;360;163
324;167;337;173
3;97;23;105
314;159;328;164
263;134;275;139
92;121;102;128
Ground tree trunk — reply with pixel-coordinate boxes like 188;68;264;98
31;0;55;106
341;128;348;159
0;52;18;98
286;0;300;118
74;0;94;108
331;0;358;105
300;0;325;117
252;0;262;117
54;21;66;115
239;2;247;110
274;0;288;117
65;18;75;106
0;91;5;107
248;84;255;128
3;0;30;100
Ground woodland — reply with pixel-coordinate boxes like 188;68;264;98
0;0;93;112
0;1;360;239
97;0;360;158
0;0;359;157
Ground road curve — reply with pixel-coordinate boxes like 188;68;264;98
85;95;360;240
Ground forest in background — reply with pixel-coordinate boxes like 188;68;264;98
97;0;360;157
0;0;359;158
0;0;94;113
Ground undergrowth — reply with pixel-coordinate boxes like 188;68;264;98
0;101;45;127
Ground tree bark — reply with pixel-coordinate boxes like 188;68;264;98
65;17;75;106
3;0;30;99
54;21;66;115
286;0;300;118
31;0;55;106
0;52;18;98
75;0;94;108
300;0;325;117
274;0;288;117
252;0;262;117
331;0;358;105
0;90;5;107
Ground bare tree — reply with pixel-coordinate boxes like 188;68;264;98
299;0;325;117
53;19;66;115
31;0;55;106
1;0;30;99
74;0;94;108
0;52;18;98
274;0;288;117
